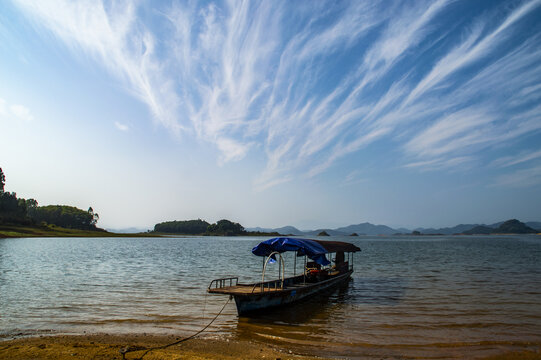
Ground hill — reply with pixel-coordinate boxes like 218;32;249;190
462;219;538;235
335;222;396;235
415;224;482;235
253;218;540;237
246;225;304;235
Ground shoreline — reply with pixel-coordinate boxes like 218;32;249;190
0;333;332;360
0;224;158;239
1;333;540;360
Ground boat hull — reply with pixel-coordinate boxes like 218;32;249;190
233;270;352;315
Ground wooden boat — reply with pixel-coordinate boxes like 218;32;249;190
208;237;361;315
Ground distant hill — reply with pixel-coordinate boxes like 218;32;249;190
498;219;538;233
526;222;541;231
247;220;541;236
462;225;493;235
246;225;303;235
244;219;541;238
334;222;397;235
462;219;538;235
415;224;481;235
305;228;348;236
273;225;304;235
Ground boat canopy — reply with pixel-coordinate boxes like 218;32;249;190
252;237;361;266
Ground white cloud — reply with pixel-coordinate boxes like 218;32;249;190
0;98;34;122
493;164;541;188
491;149;541;168
14;0;182;134
340;170;366;187
404;156;475;172
405;108;494;158
406;0;541;107
114;121;129;132
10;104;34;121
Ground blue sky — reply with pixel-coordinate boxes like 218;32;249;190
1;0;540;230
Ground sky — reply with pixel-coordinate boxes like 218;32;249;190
1;0;541;231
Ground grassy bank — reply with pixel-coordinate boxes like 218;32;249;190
0;224;157;239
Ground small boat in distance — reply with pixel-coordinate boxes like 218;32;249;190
208;237;361;315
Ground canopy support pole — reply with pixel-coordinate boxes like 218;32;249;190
261;252;285;291
294;251;296;276
303;256;307;284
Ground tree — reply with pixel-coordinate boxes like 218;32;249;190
0;168;32;224
154;219;210;234
206;219;246;236
29;205;99;230
87;207;99;226
0;167;5;193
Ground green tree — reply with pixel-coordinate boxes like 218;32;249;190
206;219;246;236
0;168;32;225
0;167;5;193
154;219;210;234
87;207;99;226
29;205;99;230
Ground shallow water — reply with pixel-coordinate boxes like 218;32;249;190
1;235;540;358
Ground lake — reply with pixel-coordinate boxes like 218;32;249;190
1;235;540;359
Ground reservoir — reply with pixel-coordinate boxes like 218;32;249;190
1;235;540;358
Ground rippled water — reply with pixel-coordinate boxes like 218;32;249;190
1;235;540;358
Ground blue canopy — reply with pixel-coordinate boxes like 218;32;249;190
251;237;360;266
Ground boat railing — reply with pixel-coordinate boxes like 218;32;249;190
208;277;239;290
251;278;283;293
261;251;285;292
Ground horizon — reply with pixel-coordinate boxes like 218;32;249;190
1;0;541;231
108;217;540;234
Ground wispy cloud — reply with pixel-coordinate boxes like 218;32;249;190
404;107;495;158
14;0;182;133
114;121;129;132
491;149;541;168
404;156;475;172
12;0;541;189
493;164;541;188
340;169;366;187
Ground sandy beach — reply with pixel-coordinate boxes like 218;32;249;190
0;334;541;360
0;333;336;360
1;333;541;360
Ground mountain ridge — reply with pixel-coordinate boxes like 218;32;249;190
247;219;541;236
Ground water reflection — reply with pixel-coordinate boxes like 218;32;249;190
351;277;407;305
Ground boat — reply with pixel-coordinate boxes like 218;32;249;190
208;237;361;315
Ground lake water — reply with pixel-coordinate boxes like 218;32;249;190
1;235;540;359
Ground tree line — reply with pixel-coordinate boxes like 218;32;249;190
153;218;282;236
154;219;248;236
0;167;100;230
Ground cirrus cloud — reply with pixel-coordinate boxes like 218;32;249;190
12;0;541;189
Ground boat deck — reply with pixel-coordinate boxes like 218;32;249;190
208;284;290;295
208;271;352;297
208;276;342;296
